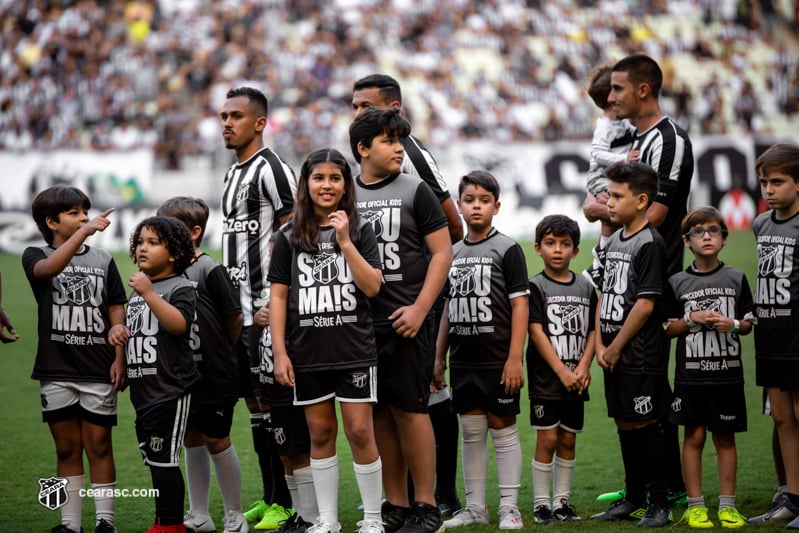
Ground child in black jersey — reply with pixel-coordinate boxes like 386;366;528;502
23;186;126;533
664;206;754;529
527;215;597;524
434;171;528;531
748;142;799;527
350;108;452;533
109;216;200;533
268;148;384;533
157;197;247;533
589;162;671;527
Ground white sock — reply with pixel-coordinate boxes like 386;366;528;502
532;460;553;509
185;445;211;513
490;425;522;509
354;458;383;521
552;455;575;505
92;481;115;525
212;445;243;512
286;474;298;512
294;465;319;521
311;455;339;525
460;414;488;508
62;474;84;532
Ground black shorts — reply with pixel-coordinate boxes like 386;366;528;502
670;383;747;433
135;395;191;467
451;368;520;417
294;366;377;405
756;358;799;390
270;404;311;458
603;371;671;422
188;400;236;439
529;397;585;433
236;325;259;399
374;317;436;413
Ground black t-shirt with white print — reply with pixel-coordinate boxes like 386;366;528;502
598;223;669;375
267;221;382;372
666;263;754;386
22;245;127;383
125;275;200;413
753;209;799;361
184;253;241;403
446;228;529;370
527;271;597;400
355;172;448;324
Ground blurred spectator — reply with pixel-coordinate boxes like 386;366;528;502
0;0;798;168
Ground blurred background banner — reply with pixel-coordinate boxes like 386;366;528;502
1;133;796;253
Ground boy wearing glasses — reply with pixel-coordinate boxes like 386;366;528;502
664;206;754;529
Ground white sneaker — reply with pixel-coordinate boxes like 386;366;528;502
306;518;341;533
443;505;490;527
498;506;523;530
356;519;384;533
185;510;217;533
224;510;250;533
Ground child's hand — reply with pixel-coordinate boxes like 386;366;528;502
0;307;19;343
597;345;621;372
109;357;128;392
328;210;351;245
574;363;591;394
558;367;579;392
254;302;270;328
388;304;426;338
626;148;640;162
128;272;153;295
81;207;115;237
108;324;131;346
688;309;720;327
706;313;735;333
501;358;524;394
274;352;294;387
431;359;446;392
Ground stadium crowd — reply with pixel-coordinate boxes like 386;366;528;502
1;0;798;167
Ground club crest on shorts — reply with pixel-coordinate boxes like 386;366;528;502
634;395;653;415
671;396;682;413
274;427;286;445
352;371;368;389
38;476;69;510
534;404;545;420
150;436;164;453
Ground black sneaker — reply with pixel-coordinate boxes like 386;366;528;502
533;505;554;525
435;488;462;518
382;501;410;533
552;499;581;521
94;519;118;533
52;526;84;533
397;501;443;533
590;498;647;521
637;503;671;527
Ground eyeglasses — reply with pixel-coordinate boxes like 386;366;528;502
685;226;724;238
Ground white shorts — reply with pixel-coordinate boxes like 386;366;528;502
40;381;118;426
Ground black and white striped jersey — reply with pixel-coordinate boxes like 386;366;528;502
221;147;296;326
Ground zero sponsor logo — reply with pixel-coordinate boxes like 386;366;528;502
223;218;261;235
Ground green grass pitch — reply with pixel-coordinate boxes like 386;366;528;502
0;231;787;531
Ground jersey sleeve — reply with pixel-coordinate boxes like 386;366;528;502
503;243;530;299
170;285;197;335
634;239;666;297
737;272;755;321
260;150;297;228
528;278;545;324
266;230;293;286
22;247;46;283
587;287;598;332
357;220;383;269
648;126;683;207
413;181;448;236
106;257;128;306
205;263;242;317
402;135;451;202
664;276;682;320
